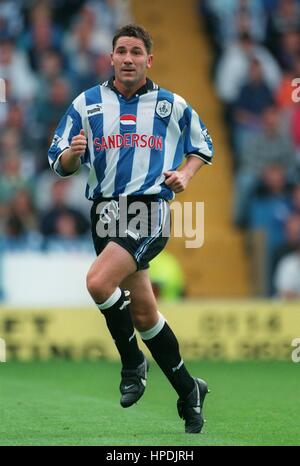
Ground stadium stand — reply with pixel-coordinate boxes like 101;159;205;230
200;0;300;297
1;0;300;299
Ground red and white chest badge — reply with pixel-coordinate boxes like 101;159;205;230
120;114;136;126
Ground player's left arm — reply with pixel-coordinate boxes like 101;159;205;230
164;102;214;193
164;156;205;193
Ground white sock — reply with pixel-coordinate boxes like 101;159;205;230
97;287;122;310
139;312;166;340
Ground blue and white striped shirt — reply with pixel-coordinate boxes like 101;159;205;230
48;78;214;201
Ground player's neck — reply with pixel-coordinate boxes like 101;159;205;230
113;78;147;99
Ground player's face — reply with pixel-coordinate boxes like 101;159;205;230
111;37;153;90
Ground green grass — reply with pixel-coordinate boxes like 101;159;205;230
0;360;299;446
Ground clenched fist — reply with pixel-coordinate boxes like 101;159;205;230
163;170;191;193
163;157;205;193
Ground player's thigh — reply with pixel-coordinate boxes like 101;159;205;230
87;241;137;291
121;269;158;330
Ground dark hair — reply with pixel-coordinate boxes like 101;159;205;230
112;24;153;54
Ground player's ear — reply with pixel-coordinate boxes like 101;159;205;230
147;54;153;69
110;51;114;67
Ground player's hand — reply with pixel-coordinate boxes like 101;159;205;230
163;170;191;193
70;129;87;157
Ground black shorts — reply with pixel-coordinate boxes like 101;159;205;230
90;195;170;270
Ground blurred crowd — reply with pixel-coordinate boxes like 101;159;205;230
0;0;131;255
201;0;300;298
1;0;299;299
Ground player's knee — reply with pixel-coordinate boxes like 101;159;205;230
86;270;112;302
130;305;158;332
86;271;100;298
130;314;144;331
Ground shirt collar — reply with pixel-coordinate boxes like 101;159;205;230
105;77;158;97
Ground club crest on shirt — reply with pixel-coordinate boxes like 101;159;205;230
155;100;172;118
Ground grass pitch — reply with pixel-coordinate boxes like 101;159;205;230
0;360;298;446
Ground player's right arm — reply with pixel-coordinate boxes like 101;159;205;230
48;93;89;177
58;129;87;174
